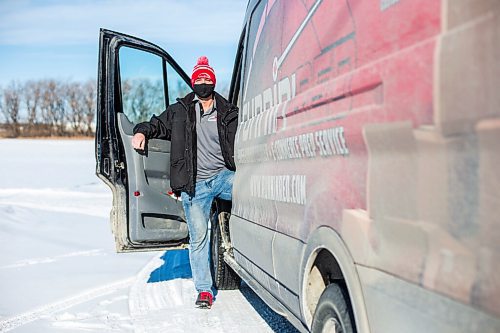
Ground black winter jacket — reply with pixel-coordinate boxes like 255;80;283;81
133;92;238;196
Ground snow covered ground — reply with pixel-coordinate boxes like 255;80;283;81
0;139;298;333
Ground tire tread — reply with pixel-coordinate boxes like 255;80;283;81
211;208;241;290
311;283;356;333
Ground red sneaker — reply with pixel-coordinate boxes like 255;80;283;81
195;291;213;309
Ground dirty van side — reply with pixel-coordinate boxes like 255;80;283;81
226;0;500;332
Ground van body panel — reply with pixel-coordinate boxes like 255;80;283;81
357;265;500;333
230;0;500;330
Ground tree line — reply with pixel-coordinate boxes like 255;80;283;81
0;79;96;138
0;78;229;138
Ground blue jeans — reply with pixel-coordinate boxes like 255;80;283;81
180;168;234;294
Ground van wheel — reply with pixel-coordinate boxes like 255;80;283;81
210;208;241;290
311;283;355;333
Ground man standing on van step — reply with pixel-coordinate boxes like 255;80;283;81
131;56;238;309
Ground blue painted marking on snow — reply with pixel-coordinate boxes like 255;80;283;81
147;249;193;283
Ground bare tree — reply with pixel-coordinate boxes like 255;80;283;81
121;78;164;123
1;81;22;137
121;78;133;119
0;85;3;121
131;79;152;123
0;85;4;136
40;80;67;136
40;80;54;135
54;81;68;136
136;79;162;123
82;80;96;136
66;81;85;135
24;80;42;136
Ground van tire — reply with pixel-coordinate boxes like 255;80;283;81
311;283;355;333
210;209;241;290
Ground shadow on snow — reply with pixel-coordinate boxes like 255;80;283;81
146;248;297;332
147;249;192;283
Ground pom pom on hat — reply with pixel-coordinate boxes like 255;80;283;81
197;56;209;66
191;56;216;87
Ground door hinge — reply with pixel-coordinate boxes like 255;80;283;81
114;160;125;170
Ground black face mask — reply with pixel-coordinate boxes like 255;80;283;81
193;83;215;99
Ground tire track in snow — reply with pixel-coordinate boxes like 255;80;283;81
0;249;105;269
0;277;135;332
0;188;111;218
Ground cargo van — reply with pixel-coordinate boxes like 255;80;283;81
95;0;500;332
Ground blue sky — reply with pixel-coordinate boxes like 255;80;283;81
0;0;248;87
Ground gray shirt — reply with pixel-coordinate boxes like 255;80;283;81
194;97;226;181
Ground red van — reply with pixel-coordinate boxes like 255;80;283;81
96;0;500;332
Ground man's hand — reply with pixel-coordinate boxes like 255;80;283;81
132;133;146;150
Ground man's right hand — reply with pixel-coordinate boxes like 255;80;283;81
132;133;146;150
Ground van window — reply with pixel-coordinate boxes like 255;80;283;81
241;1;267;122
244;2;266;72
166;63;191;106
229;28;246;109
118;46;166;124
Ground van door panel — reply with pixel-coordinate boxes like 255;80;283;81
117;113;187;244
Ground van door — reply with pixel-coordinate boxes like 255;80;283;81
95;29;192;252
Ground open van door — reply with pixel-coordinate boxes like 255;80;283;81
95;29;192;252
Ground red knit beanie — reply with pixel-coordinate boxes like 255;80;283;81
191;56;216;87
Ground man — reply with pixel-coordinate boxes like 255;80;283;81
131;56;238;308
